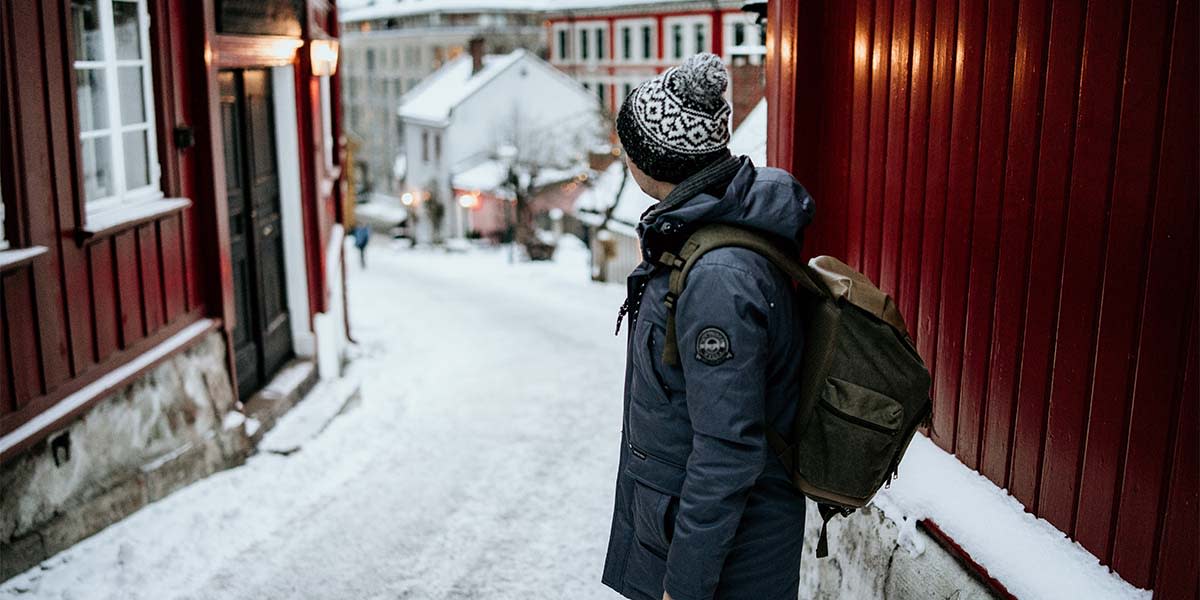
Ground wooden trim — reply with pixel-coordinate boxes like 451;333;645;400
76;197;192;244
0;246;48;273
0;315;216;462
214;34;302;68
921;520;1017;600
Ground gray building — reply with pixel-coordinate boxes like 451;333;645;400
339;1;547;195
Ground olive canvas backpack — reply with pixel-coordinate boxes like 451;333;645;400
654;224;933;558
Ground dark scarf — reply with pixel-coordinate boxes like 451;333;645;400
636;152;743;260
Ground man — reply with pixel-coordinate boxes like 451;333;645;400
601;53;815;600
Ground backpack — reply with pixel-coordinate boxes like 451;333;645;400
654;224;933;558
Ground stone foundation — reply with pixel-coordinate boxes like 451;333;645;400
0;331;249;581
799;500;1000;599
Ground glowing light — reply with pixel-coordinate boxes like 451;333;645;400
311;39;340;76
401;192;415;206
458;193;480;209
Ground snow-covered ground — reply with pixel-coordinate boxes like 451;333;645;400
1;239;627;600
1;237;1147;600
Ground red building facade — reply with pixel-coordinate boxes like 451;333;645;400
545;0;765;124
767;0;1197;596
0;0;346;468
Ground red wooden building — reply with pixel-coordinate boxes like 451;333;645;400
0;0;348;576
545;0;766;126
767;0;1196;596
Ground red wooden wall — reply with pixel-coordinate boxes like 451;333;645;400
0;0;210;441
769;0;1197;595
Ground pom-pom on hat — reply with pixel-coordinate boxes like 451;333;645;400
617;53;733;184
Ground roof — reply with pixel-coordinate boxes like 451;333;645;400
341;0;742;22
729;98;767;166
398;50;527;126
340;0;547;22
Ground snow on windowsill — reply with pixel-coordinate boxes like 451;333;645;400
871;434;1151;600
0;245;48;273
79;197;192;242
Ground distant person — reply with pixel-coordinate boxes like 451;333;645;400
602;54;815;600
352;224;370;268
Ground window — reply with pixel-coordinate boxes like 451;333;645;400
433;133;441;161
694;23;707;53
734;22;746;46
672;24;683;59
421;130;429;162
366;48;376;71
580;29;589;60
642;25;653;60
623;83;633;101
596;27;605;60
621;27;632;61
596;83;606;107
557;30;568;61
71;0;161;212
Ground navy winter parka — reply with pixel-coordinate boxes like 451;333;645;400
602;157;816;600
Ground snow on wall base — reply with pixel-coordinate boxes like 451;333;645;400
0;330;248;582
798;500;999;599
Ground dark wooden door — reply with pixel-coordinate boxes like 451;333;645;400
219;69;293;399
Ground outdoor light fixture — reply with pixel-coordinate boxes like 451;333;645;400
401;192;415;206
458;193;480;209
310;39;340;76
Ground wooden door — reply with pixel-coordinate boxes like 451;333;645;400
219;69;293;399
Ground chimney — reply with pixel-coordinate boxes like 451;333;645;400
469;37;485;75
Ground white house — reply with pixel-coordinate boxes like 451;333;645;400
398;45;601;242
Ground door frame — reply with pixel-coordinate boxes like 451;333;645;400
270;65;315;359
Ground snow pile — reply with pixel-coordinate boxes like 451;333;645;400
872;434;1151;600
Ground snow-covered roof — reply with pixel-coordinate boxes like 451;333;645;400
342;0;740;22
573;162;655;236
729;98;767;166
452;160;509;194
398;50;527;126
340;0;547;23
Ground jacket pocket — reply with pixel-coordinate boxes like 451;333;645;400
632;481;677;559
633;321;673;404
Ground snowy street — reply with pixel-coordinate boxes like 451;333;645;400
2;241;628;600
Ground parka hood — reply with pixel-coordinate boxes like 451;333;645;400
637;156;815;256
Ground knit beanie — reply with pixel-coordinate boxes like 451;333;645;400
616;53;733;184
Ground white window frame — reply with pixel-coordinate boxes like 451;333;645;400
570;20;608;64
664;15;711;61
73;0;163;217
723;12;766;64
552;23;571;63
615;18;656;64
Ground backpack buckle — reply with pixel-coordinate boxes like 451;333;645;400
663;292;678;310
657;251;685;270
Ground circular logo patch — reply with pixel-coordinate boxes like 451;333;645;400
696;327;734;366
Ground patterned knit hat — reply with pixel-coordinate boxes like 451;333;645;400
617;53;733;184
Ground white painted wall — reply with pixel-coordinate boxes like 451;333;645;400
271;65;315;358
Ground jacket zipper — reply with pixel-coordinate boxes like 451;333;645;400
628;442;687;469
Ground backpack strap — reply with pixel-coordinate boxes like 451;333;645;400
657;224;827;367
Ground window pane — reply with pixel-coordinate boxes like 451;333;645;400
123;129;150;189
734;23;746;46
118;66;147;125
672;24;683;59
75;68;109;132
81;136;114;200
642;26;652;59
596;27;605;59
580;30;589;59
112;1;142;60
70;0;104;62
622;28;631;60
695;24;706;54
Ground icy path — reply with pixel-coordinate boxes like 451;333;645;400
2;241;629;600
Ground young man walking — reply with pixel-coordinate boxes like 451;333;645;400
601;54;815;600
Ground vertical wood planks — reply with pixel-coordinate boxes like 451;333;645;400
1006;0;1087;509
770;0;1196;590
2;270;41;409
955;0;1019;470
979;0;1051;487
89;240;119;365
137;224;165;333
1073;0;1173;559
1111;0;1197;584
